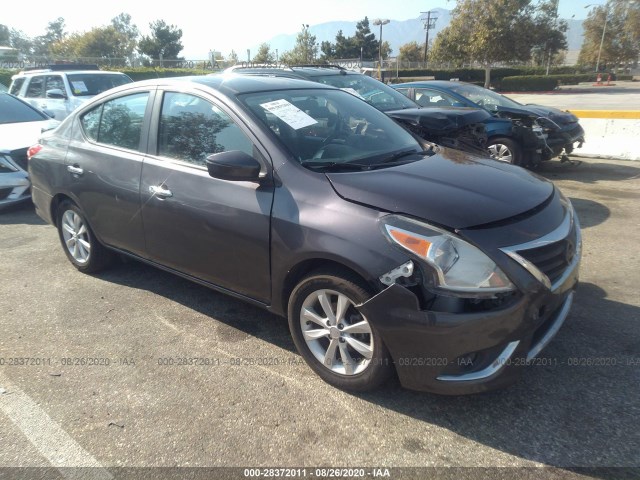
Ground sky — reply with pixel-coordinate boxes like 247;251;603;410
2;0;607;59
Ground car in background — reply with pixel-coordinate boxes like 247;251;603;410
29;75;580;394
224;65;493;156
0;92;59;208
393;81;585;163
9;65;133;120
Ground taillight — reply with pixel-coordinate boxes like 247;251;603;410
27;144;43;160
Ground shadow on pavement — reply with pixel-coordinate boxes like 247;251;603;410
355;281;640;473
0;201;45;225
538;160;640;184
569;197;610;229
94;253;640;474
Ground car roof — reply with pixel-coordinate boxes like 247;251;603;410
13;70;130;78
112;74;337;97
224;65;354;79
394;80;475;89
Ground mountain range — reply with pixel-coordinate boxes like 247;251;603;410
258;8;585;61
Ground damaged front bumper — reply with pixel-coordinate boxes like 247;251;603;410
358;257;579;395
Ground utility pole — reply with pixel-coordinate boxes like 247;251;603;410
421;10;438;66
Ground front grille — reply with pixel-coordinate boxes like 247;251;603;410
517;223;577;285
10;147;29;172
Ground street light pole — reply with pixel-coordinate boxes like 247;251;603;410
596;3;609;73
585;2;610;73
373;19;389;81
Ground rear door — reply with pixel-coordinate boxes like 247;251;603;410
140;89;274;303
65;87;154;256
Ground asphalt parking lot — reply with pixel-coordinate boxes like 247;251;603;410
1;157;639;479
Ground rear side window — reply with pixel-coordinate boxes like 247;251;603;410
80;92;149;150
45;75;65;94
158;92;253;166
9;77;25;95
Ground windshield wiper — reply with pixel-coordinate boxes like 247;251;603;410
376;149;433;165
302;160;372;172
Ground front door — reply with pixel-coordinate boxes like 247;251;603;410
140;91;274;303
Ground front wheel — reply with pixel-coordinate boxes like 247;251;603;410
56;200;115;273
487;137;521;165
288;270;393;391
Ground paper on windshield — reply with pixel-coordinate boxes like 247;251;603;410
260;99;317;130
341;88;365;100
71;81;88;93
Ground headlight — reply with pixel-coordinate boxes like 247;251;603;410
380;215;515;294
0;155;19;173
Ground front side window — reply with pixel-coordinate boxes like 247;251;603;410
80;92;149;150
45;76;65;95
158;92;254;167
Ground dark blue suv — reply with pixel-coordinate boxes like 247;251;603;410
393;81;585;165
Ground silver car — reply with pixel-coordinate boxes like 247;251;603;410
0;92;58;208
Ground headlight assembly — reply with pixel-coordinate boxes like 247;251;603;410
380;215;515;294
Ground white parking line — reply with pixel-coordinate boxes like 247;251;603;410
0;371;112;480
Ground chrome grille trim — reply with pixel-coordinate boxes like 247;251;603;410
500;206;581;292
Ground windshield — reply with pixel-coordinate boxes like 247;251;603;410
240;89;426;171
314;74;418;112
448;83;522;110
0;93;48;124
67;73;132;97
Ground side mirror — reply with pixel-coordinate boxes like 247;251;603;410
205;150;261;182
46;88;66;99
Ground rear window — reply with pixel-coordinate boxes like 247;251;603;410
0;93;48;124
67;73;133;97
9;77;25;95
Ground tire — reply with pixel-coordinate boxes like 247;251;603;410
288;270;393;391
487;137;522;165
56;200;115;273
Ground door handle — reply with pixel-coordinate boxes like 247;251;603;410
149;185;173;198
67;165;83;175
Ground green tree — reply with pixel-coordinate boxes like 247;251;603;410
381;41;392;60
9;29;33;55
333;30;352;58
227;50;239;65
33;17;66;56
353;17;379;59
0;25;9;45
530;0;568;68
399;41;424;62
50;26;133;63
320;40;335;60
280;24;318;65
252;42;275;63
138;20;183;64
430;0;535;87
111;13;139;58
578;0;640;70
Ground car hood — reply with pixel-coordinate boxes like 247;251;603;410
325;148;553;229
387;107;491;135
496;104;579;127
0;119;59;150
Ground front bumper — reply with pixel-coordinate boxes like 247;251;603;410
358;242;580;395
546;123;585;154
0;171;31;208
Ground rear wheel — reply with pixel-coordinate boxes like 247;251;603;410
56;200;115;273
288;270;393;391
487;137;521;165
